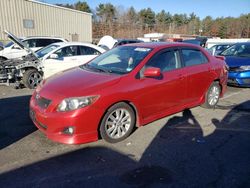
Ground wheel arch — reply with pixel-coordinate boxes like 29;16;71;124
0;56;8;60
213;78;222;94
97;100;141;138
21;67;43;76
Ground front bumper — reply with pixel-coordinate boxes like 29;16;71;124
29;93;104;144
228;71;250;87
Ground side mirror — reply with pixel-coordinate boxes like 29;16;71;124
143;67;161;78
49;54;59;59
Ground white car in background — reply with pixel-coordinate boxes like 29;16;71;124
0;31;67;60
0;31;105;88
36;42;106;78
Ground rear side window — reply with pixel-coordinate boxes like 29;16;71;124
182;49;208;67
79;46;101;55
36;39;61;47
54;46;78;58
146;50;181;72
23;39;37;48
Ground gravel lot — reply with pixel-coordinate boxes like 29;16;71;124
0;85;249;187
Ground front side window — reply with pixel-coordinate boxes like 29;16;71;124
182;49;208;67
82;46;152;74
146;50;181;72
54;46;78;58
36;44;60;58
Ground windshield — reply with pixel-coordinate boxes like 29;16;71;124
221;43;250;57
81;46;152;74
36;44;60;58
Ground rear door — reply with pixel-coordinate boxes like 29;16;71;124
180;48;214;104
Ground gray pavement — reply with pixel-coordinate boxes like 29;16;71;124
0;85;250;187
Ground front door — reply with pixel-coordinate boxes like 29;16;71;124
43;46;79;78
134;49;187;120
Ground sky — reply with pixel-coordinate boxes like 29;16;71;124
44;0;250;19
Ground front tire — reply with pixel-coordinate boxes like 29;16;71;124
100;102;135;143
202;82;221;108
0;56;7;61
23;69;43;89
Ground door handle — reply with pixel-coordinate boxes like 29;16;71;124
178;74;185;80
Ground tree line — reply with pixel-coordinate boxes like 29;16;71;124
55;1;250;40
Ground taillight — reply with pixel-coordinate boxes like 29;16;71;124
215;55;225;61
223;63;229;73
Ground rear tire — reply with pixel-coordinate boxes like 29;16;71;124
100;102;135;143
202;82;221;108
23;69;43;89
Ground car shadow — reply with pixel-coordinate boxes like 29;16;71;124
0;102;250;187
0;95;37;149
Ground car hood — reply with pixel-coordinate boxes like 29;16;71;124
4;30;38;60
40;67;122;98
0;54;39;67
225;56;250;67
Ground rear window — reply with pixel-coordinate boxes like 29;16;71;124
181;49;208;67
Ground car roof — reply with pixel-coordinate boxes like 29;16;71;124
124;42;202;50
231;42;250;45
117;39;142;42
50;42;106;52
24;36;66;40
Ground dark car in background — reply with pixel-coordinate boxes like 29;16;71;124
220;42;250;87
183;39;201;46
98;35;143;50
208;44;232;56
114;39;143;48
183;37;208;47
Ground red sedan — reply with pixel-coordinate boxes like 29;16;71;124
30;42;228;144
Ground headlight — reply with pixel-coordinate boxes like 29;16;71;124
57;95;99;112
239;65;250;71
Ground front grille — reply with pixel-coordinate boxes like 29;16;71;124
30;108;47;130
229;67;240;72
227;78;238;84
36;95;51;109
242;78;250;84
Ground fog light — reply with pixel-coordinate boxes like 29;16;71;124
62;126;75;135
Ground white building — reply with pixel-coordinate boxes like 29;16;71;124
0;0;92;43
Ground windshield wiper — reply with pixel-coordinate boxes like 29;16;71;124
82;64;112;73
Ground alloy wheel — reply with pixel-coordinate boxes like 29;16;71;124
105;108;132;139
208;85;220;106
28;72;42;88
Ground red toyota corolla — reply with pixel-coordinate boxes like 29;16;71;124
30;43;228;144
